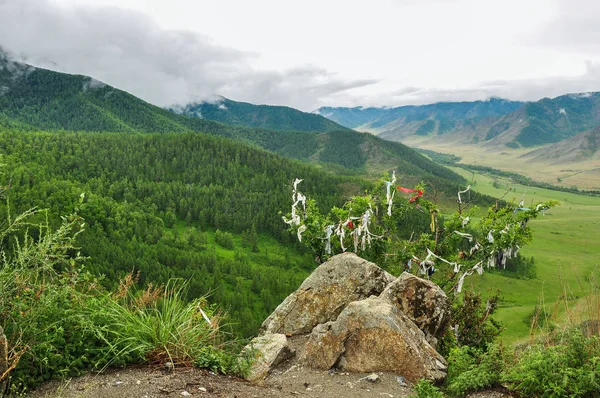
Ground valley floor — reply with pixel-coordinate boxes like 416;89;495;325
402;136;600;190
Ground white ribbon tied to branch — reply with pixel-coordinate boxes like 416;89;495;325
283;178;307;241
385;170;397;216
458;185;471;204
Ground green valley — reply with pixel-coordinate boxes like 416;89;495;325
449;166;600;343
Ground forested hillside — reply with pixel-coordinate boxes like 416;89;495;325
0;53;467;188
171;96;347;132
1;128;363;336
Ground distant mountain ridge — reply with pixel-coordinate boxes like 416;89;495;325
316;98;524;131
171;96;349;133
317;93;600;148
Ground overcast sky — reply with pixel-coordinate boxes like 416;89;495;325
1;0;600;111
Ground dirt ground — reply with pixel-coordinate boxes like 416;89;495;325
28;336;512;398
28;364;512;398
28;365;415;398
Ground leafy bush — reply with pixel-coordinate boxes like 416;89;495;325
446;344;505;396
504;328;600;397
410;379;444;398
438;289;502;358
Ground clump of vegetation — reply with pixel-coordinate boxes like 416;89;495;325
504;328;600;397
214;229;234;249
410;379;444;398
0;197;246;395
445;343;506;396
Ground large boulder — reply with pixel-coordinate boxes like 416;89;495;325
300;296;447;383
260;253;395;336
243;334;294;383
380;272;450;345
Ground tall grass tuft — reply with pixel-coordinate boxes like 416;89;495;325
88;276;246;374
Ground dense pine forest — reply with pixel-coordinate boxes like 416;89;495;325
0;128;366;336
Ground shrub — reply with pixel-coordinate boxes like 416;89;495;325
446;344;506;396
503;328;600;397
411;379;444;398
1;210;246;394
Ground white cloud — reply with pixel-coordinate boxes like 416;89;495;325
0;0;376;110
1;0;600;110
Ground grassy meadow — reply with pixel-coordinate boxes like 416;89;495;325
449;166;600;344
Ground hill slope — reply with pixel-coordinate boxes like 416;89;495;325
0;53;466;188
521;125;600;164
171;96;348;132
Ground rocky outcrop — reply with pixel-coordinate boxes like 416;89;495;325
300;296;447;383
243;334;294;383
250;253;451;384
380;272;450;346
260;253;395;336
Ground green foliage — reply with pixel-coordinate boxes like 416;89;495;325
410;379;444;398
503;329;600;397
0;204;247;394
214;229;234;249
447;290;502;351
446;344;505;396
285;172;557;290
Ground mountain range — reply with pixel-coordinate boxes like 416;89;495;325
315;95;600;189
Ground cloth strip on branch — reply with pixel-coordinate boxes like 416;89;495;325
324;225;334;254
425;247;460;274
453;230;473;242
457;185;471;204
282;178;305;226
385;171;397;216
430;210;437;232
397;186;423;202
297;225;307;242
456;260;484;293
487;230;494;243
461;216;470;228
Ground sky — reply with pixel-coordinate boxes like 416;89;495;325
1;0;600;111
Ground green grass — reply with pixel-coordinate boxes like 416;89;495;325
450;166;600;343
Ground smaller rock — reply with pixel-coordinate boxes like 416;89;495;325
396;376;408;387
181;391;191;397
198;387;207;392
164;362;174;371
362;373;380;383
243;333;295;383
136;380;141;385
